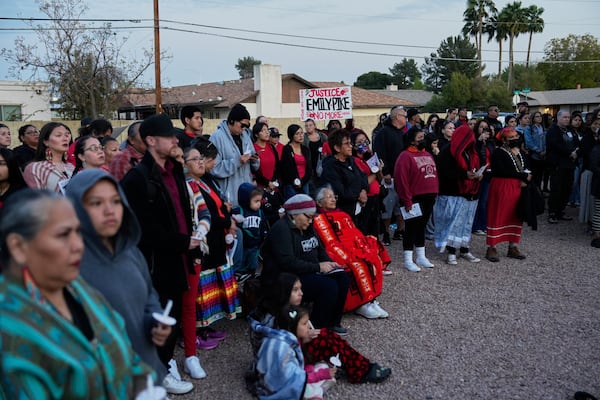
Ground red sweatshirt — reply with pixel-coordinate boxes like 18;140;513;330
394;147;439;208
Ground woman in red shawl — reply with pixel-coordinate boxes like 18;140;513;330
313;186;389;319
485;128;532;262
433;124;483;265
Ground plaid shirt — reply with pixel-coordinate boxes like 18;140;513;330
109;143;144;181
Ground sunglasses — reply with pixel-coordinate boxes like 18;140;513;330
240;122;250;129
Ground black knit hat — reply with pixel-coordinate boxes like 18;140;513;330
228;103;251;122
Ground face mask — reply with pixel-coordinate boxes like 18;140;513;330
508;139;520;148
416;140;426;150
356;142;369;154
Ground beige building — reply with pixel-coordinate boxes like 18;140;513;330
0;80;51;122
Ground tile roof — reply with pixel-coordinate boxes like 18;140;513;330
312;82;416;108
374;90;434;107
121;76;417;110
517;87;600;106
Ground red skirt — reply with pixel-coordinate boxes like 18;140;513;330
486;177;523;246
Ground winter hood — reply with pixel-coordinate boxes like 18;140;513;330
66;169;141;257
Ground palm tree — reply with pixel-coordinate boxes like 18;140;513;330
524;5;544;67
462;0;498;76
485;12;507;77
497;1;528;90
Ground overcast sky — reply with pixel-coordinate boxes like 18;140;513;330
1;0;598;88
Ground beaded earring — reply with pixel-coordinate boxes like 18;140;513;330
45;148;52;161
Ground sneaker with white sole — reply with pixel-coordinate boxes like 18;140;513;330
372;301;389;318
355;303;380;319
460;252;481;263
382;266;393;275
184;356;207;379
167;359;182;381
446;254;458;265
405;262;421;272
163;373;194;395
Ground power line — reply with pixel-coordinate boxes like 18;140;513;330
0;16;547;55
161;25;600;65
1;17;598;65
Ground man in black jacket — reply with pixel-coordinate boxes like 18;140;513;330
373;105;408;179
121;114;200;394
546;110;578;223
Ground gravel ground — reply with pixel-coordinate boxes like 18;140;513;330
174;208;600;400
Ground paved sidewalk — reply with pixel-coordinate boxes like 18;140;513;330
175;209;600;399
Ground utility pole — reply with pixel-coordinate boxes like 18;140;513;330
153;0;163;114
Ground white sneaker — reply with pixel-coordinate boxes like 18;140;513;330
460;252;481;263
405;262;421;272
415;257;434;268
167;359;181;381
355;303;380;319
163;373;194;395
184;356;207;379
372;301;389;318
446;254;458;265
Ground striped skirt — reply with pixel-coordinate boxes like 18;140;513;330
592;197;600;233
486;177;523;246
196;264;241;327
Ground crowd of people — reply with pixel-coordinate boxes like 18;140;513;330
0;101;599;399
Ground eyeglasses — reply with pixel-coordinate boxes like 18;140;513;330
185;156;205;163
303;213;314;221
84;145;104;152
323;194;338;200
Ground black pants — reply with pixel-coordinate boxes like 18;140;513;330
157;290;183;368
548;167;574;217
300;271;351;329
403;193;436;251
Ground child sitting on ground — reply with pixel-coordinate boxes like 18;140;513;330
234;183;269;274
255;304;336;400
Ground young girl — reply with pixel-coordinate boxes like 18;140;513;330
255;305;336;400
248;273;390;396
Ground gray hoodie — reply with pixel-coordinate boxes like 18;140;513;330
66;169;166;380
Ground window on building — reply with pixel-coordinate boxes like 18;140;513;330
0;105;22;121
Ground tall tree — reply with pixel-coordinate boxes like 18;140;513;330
0;0;154;119
497;1;528;90
538;34;600;89
354;71;392;89
524;5;545;67
388;58;422;89
462;0;498;76
485;12;507;76
421;35;478;93
235;56;262;79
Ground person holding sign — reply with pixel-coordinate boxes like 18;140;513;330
321;129;369;224
394;127;439;272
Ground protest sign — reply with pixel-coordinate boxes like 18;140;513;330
299;86;352;121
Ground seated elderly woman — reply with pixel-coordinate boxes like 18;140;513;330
313;186;389;319
0;189;153;398
261;194;351;335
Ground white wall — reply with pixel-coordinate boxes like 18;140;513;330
254;64;282;118
0;81;51;121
